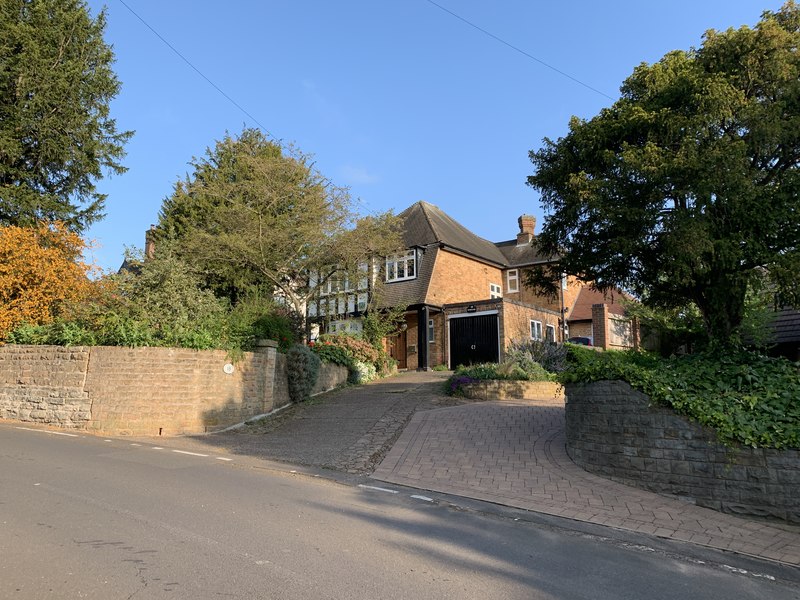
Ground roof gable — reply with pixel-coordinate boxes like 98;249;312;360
398;201;548;267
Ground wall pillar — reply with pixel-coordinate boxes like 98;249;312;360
592;303;609;350
417;306;429;371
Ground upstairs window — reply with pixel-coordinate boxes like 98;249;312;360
386;250;416;282
490;283;502;299
506;269;519;293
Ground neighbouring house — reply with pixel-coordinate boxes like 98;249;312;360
566;287;638;350
767;307;800;361
307;201;639;370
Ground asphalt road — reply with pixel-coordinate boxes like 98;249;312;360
1;424;798;600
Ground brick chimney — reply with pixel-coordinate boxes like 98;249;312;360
145;225;156;260
517;215;536;245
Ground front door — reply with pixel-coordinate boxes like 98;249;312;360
449;314;499;368
388;329;407;369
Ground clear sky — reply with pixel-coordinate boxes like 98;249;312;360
83;0;785;272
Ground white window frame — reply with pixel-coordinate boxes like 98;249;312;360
385;250;417;282
545;324;556;343
489;283;502;299
531;320;543;341
428;319;435;343
506;269;519;293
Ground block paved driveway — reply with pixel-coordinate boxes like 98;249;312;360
372;397;800;567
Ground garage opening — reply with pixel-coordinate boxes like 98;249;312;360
449;313;499;368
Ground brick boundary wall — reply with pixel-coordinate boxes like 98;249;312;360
565;380;800;523
0;344;347;436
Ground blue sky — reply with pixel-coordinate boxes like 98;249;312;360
83;0;784;271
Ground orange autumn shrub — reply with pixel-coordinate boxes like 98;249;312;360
0;222;95;339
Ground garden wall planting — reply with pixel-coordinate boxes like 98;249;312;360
461;380;564;404
565;380;800;523
0;344;346;436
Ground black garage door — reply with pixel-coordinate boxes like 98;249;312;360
449;314;499;368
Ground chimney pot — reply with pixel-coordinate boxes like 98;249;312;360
517;215;536;245
518;215;536;234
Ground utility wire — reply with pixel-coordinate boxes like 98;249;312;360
425;0;616;102
116;0;270;134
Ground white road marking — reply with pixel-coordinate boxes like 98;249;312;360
104;440;113;442
172;450;208;457
411;495;434;502
152;447;164;450
358;485;398;494
130;443;142;446
15;427;78;437
215;457;233;462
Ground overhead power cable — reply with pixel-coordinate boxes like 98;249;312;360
115;0;270;134
424;0;615;101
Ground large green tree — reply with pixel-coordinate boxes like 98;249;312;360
0;0;132;231
527;2;800;346
158;128;402;322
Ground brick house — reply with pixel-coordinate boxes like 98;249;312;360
566;287;638;350
308;201;637;369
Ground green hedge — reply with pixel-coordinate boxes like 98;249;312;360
562;346;800;449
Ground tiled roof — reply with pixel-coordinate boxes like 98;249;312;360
567;286;630;321
378;245;439;309
495;239;551;267
401;201;509;265
400;201;550;267
772;307;800;344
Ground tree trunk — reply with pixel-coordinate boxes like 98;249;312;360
697;273;748;347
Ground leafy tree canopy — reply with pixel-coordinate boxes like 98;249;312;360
158;128;403;321
527;2;800;346
0;0;132;232
0;222;94;338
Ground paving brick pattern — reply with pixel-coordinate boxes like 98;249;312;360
372;400;800;567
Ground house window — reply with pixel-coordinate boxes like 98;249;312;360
385;250;416;282
428;319;435;342
357;293;368;312
490;283;502;299
507;269;519;293
358;261;369;290
531;320;543;341
545;324;556;343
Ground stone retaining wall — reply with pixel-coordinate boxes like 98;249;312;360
0;345;92;427
0;344;347;436
461;380;564;403
565;380;800;523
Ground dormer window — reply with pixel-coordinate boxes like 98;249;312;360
386;250;416;282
